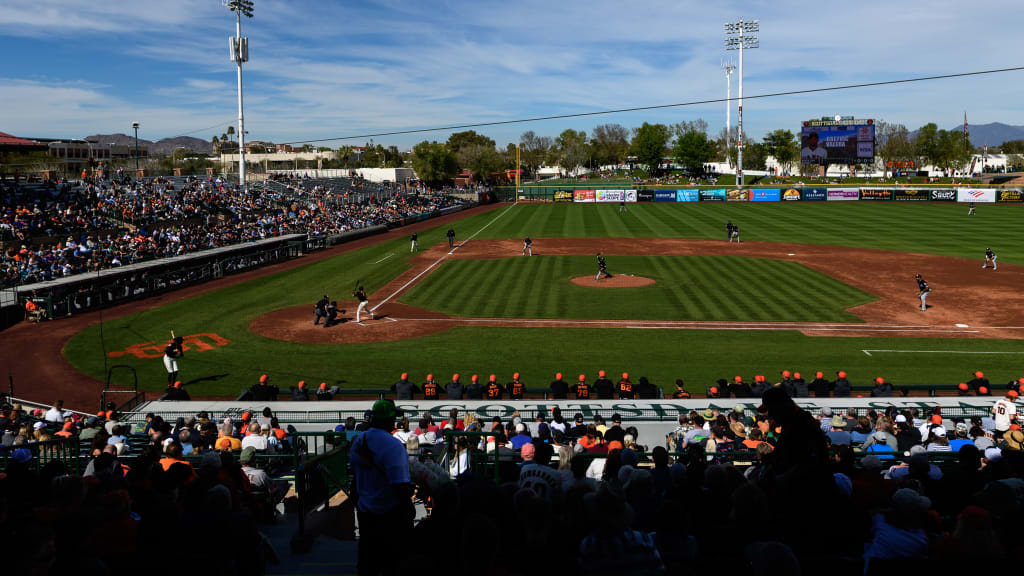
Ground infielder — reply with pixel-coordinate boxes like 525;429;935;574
595;253;608;280
523;236;532;256
730;224;740;243
915;274;931;311
353;286;375;322
163;335;184;386
968;202;976;216
983;248;997;271
410;232;418;252
726;220;735;240
446;227;456;249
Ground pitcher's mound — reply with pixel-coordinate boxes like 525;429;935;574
570;275;655;288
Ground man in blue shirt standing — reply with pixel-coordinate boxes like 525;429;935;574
350;399;413;575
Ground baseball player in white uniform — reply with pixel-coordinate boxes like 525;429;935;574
163;336;184;386
353;286;375;323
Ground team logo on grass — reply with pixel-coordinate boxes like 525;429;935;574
108;333;231;358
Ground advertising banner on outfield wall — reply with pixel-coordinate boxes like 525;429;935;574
699;189;727;202
676;189;699;202
860;188;893;201
726;189;749;202
656;190;676;202
596;190;624;203
624;190;638;202
750;188;780;202
782;189;801;201
930;189;956;202
893;189;929;202
996;189;1023;203
553;190;574;203
957;188;995;203
827;189;860;201
802;188;827;201
574;190;595;203
638;190;656;202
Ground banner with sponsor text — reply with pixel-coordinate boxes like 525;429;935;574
827;189;860;201
996;189;1022;203
596;190;624;203
574;189;595;203
656;190;676;202
929;189;956;202
801;188;827;201
726;189;749;202
699;189;726;202
782;188;801;201
957;188;995;203
553;190;574;203
859;188;892;201
624;190;638;203
676;189;699;203
637;190;656;202
750;188;780;202
893;189;929;202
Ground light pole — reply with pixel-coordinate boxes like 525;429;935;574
131;121;140;174
725;18;758;186
226;0;253;189
721;60;736;169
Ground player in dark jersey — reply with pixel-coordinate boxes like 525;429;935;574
446;227;456;248
595;253;608;281
549;372;569;399
353;286;375;322
983;248;997;271
617;372;635;399
672;379;691;399
594;370;614;399
163;336;184;386
422;374;440;400
573;375;591;400
968;202;976;216
507;372;526;400
313;295;329;325
410;232;418;252
523;236;532;256
485;375;504;399
726;220;735;240
915;274;931;311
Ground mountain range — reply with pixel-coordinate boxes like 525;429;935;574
83;134;214;155
947;122;1024;147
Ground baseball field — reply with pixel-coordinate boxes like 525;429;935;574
42;201;1024;401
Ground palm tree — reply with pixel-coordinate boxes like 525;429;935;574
226;126;235;143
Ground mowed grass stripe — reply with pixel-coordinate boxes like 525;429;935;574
402;255;871;322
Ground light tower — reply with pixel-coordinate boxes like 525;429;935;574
721;60;736;168
725;18;758;186
226;0;253;189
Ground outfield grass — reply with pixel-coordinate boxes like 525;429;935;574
62;202;1024;396
401;255;873;322
473;203;1023;263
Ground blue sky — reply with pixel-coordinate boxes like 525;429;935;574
1;0;1021;149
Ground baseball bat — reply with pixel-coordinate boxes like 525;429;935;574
170;329;175;339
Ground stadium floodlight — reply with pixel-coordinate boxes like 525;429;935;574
132;122;140;173
724;18;759;186
226;0;254;190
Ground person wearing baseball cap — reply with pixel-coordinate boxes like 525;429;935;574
486;374;504;400
317;382;333;401
445;373;464;400
549;372;569;400
391;372;419;401
672;379;691;399
993;389;1019;439
833;371;851;397
593;370;614;399
574;374;592;400
422;374;439;401
350;397;412;575
967;370;990;393
291;380;310;401
507;372;526;400
466;374;484;400
870;376;894;398
808;371;830;397
617;373;634;400
727;376;752;398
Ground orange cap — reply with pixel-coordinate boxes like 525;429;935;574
513;372;520;380
489;374;496;382
260;374;268;383
1018;377;1024;385
1009;390;1020;399
607;441;624;451
555;373;562;381
622;372;629;380
837;371;847;379
782;370;791;378
931;414;942;425
979;386;989;394
710;387;719;395
816;371;823;379
173;381;182;388
598;370;606;378
319;382;327;390
472;374;478;382
453;373;460;381
579;374;586;382
958;383;968;391
794;372;802;380
242;411;251;421
427;374;433;381
975;371;984;378
401;372;408;380
875;377;884;384
298;380;306;389
734;376;742;383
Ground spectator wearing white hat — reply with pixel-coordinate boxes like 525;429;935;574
926;426;952;452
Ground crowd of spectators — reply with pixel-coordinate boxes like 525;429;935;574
1;175;466;287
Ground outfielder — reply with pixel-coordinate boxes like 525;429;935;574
730;224;740;243
595;253;608;280
353;285;375;322
915;274;931;311
983;248;997;271
523;236;532;256
163;335;184;386
968;202;976;216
